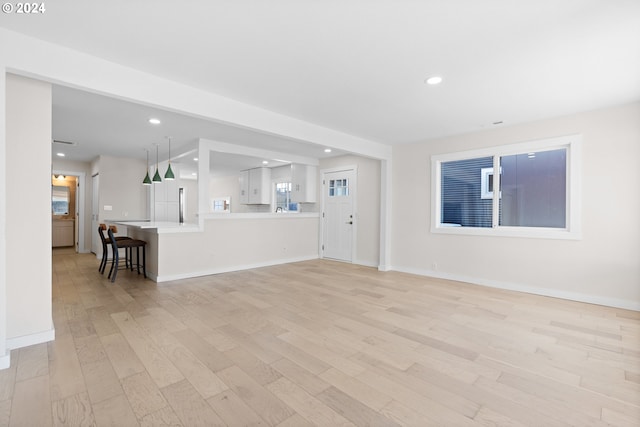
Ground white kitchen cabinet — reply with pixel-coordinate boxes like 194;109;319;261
240;167;272;204
291;164;317;203
52;219;74;247
238;169;249;204
151;164;180;221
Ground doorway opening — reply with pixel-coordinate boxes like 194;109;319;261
51;170;86;253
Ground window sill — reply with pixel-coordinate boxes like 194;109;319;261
431;224;581;240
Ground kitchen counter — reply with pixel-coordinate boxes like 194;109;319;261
113;220;201;234
108;214;320;282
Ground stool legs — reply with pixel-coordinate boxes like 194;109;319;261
105;228;146;283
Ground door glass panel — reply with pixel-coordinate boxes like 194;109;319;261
329;178;349;197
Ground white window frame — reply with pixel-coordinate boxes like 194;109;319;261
431;134;582;240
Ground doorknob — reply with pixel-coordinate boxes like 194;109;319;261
346;221;353;224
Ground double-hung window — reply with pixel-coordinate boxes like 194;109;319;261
432;134;581;239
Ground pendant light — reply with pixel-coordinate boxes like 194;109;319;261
164;136;175;180
152;143;162;183
142;149;152;185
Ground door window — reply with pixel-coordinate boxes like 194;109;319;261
328;179;349;197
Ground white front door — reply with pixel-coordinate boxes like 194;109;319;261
322;169;356;262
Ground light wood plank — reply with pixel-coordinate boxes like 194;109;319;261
15;343;48;382
315;385;401;426
121;371;168;420
270;358;331;396
138;405;182;427
52;392;95;427
110;311;184;389
135;320;228;399
217;366;295;426
92;393;138;427
319;367;393;412
48;334;86;402
266;377;355;426
0;399;11;426
206;389;266;426
10;375;52;427
161;379;224;427
100;333;146;380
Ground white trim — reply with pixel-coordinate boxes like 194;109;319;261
379;158;391;272
156;255;319;283
6;327;55;350
431;134;582;240
392;265;640;312
353;259;379;268
0;67;7;371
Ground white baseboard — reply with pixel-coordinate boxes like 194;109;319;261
7;328;55;350
391;265;640;312
156;255;320;283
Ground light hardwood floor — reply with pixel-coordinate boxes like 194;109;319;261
1;249;639;426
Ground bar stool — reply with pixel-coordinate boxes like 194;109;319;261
107;226;147;283
97;224;132;274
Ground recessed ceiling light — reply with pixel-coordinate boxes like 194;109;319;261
192;172;197;176
56;152;65;157
324;148;332;153
262;160;269;165
193;157;198;161
425;76;443;85
148;118;161;125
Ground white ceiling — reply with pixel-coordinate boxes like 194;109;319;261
2;0;639;165
51;84;345;175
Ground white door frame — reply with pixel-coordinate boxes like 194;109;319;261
320;165;358;263
52;169;86;253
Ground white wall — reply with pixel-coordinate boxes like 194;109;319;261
209;174;244;213
319;155;381;267
391;102;640;310
5;74;54;345
97;155;149;222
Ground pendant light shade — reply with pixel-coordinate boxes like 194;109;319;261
142;149;152;185
164;136;175;180
165;163;175;180
152;144;162;183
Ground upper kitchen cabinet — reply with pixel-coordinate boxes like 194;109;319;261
240;167;272;204
291;164;317;203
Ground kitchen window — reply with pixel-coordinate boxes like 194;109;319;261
274;182;298;212
431;134;581;239
52;185;70;215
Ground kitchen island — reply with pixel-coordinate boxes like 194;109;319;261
114;213;320;282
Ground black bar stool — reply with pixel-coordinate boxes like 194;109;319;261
106;226;147;282
97;223;132;274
